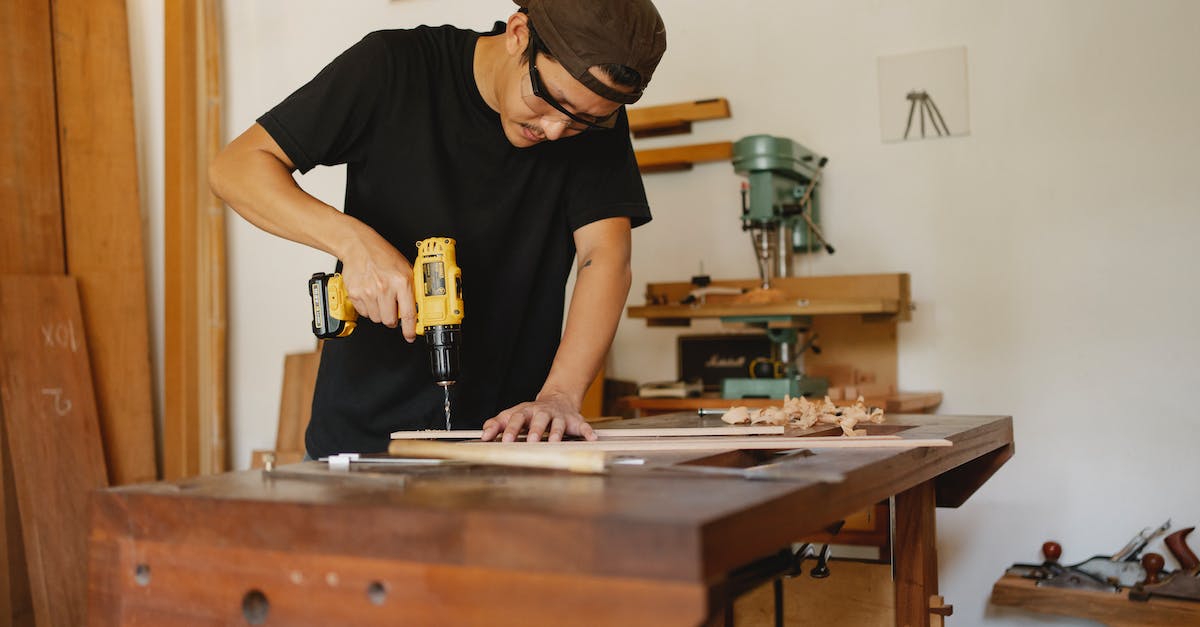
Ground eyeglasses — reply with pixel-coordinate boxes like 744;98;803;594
523;30;619;132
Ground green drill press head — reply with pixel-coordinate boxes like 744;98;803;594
732;135;827;250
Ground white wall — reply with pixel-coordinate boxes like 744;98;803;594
128;2;1200;625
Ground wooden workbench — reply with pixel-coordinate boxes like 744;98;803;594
88;414;1013;626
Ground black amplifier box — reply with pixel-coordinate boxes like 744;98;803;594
677;334;773;392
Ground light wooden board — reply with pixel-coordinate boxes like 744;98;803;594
391;436;946;453
165;0;228;478
0;276;108;627
0;0;65;276
806;314;900;397
277;350;320;452
390;426;788;440
387;441;607;473
52;0;157;486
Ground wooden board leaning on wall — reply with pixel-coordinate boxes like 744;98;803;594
0;277;109;627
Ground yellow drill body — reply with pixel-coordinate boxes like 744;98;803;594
412;238;464;389
309;237;464;428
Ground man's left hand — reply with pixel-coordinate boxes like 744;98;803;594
481;393;598;442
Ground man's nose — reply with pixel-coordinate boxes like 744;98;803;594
542;119;567;141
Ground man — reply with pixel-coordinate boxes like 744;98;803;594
210;0;666;457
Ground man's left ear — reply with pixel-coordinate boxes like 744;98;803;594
504;12;530;57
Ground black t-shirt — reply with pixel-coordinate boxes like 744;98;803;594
258;24;651;457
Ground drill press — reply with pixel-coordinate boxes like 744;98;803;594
721;135;833;400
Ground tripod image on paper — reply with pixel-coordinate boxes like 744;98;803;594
903;90;950;139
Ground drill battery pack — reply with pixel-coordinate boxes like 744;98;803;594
309;272;357;339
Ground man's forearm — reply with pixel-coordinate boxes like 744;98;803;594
536;249;632;409
209;124;360;259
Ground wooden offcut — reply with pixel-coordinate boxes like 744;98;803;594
51;0;157;486
276;350;321;453
634;141;734;173
0;276;108;627
249;349;320;466
628;97;731;138
387;440;609;473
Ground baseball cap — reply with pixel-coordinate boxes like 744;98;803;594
513;0;666;104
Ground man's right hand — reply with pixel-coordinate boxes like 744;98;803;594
338;223;418;343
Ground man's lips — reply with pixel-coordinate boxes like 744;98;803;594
520;124;543;143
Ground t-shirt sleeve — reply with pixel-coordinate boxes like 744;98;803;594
257;33;393;174
562;109;653;232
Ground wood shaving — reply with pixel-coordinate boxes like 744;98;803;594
720;395;884;436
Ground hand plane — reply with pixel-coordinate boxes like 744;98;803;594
1005;520;1170;589
1130;526;1200;603
1005;541;1121;592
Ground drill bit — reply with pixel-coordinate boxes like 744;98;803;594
442;385;452;431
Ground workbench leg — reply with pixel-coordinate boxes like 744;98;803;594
893;480;938;627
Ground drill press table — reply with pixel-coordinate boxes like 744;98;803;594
88;414;1012;626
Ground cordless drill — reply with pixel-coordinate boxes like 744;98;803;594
309;237;464;429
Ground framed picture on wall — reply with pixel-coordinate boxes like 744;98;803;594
878;46;970;142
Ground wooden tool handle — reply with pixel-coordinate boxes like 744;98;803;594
387;440;607;474
1042;541;1062;563
1142;552;1165;585
1165;527;1199;570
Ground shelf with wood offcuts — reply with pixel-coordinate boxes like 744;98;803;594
628;298;901;322
627;273;913;326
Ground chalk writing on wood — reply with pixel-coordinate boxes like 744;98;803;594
40;388;72;416
41;322;78;352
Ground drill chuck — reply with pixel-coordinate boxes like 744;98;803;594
425;324;461;385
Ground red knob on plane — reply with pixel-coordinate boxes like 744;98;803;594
1042;541;1062;563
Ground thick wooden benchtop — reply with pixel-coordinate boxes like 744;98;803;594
89;413;1012;627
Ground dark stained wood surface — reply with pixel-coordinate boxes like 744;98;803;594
894;481;939;627
89;414;1012;626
